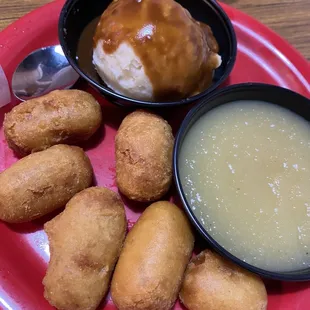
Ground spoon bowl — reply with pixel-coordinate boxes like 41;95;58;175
11;45;79;101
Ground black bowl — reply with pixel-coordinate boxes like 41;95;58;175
58;0;237;108
174;83;310;281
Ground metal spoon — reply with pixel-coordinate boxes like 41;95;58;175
12;45;79;101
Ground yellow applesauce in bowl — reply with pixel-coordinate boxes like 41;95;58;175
179;100;310;272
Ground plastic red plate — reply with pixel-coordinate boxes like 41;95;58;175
0;1;309;309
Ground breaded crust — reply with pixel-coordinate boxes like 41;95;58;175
179;249;268;310
115;110;174;202
4;89;102;155
111;201;194;310
0;144;93;223
43;187;127;310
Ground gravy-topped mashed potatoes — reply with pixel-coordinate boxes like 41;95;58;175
93;0;221;101
179;101;310;272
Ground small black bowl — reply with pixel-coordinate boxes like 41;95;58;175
58;0;237;108
174;83;310;281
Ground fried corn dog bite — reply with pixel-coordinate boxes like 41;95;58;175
115;110;174;202
43;187;127;310
111;201;194;310
0;144;93;223
4;89;102;155
180;249;268;310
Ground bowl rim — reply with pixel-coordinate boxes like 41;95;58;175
58;0;237;107
173;82;310;281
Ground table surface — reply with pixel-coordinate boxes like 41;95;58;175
0;0;309;61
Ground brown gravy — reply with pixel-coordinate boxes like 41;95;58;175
93;0;219;101
77;17;101;82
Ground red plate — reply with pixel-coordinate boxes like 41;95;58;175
0;1;309;309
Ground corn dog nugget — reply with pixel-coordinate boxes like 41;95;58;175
4;89;102;155
111;201;194;310
180;250;267;310
115;110;174;202
0;144;93;223
43;187;127;310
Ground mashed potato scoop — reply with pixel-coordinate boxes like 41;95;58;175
93;0;221;101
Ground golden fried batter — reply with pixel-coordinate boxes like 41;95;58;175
4;89;102;155
43;187;127;310
0;144;93;223
115;110;174;202
180;249;268;310
111;201;194;310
